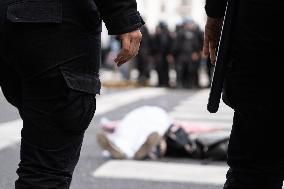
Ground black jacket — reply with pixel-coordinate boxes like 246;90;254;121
0;0;144;95
205;0;284;110
95;0;144;35
3;0;144;35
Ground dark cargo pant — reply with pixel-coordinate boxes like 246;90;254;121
0;0;101;188
221;0;284;188
224;109;284;189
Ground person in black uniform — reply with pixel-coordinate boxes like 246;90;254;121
152;22;173;87
136;25;152;85
204;0;284;189
0;0;143;188
173;19;203;89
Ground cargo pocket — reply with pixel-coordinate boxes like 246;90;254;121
54;68;100;134
60;68;101;95
7;0;62;23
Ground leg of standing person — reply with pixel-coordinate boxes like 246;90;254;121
204;0;284;188
156;56;166;87
137;55;148;85
181;61;189;89
0;57;94;189
175;60;183;88
223;108;284;189
206;56;213;87
186;61;195;89
158;57;169;87
0;60;22;111
16;68;97;188
193;60;201;89
1;1;101;187
223;1;284;187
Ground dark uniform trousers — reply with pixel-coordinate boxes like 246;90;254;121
222;0;284;188
224;109;284;189
0;0;101;188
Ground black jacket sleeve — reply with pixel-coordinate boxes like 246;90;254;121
205;0;228;18
95;0;145;35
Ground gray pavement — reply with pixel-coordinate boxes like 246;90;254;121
0;86;233;189
0;90;19;123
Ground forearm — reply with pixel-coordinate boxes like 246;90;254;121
95;0;144;35
205;0;228;18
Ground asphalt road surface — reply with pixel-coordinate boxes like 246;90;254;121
0;86;234;189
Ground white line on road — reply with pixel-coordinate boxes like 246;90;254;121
95;88;167;115
170;112;233;121
0;120;22;150
172;105;233;114
169;89;234;128
92;90;284;188
93;160;228;185
0;88;167;151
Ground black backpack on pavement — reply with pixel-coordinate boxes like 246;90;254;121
164;125;230;161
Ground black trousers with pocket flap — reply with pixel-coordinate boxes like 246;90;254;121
0;0;101;188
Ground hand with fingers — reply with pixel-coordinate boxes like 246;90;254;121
114;29;142;67
203;17;223;65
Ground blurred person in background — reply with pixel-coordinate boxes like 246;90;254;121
173;19;203;89
104;36;133;80
136;25;152;86
206;55;214;88
201;54;214;88
104;36;121;69
204;0;284;188
152;22;173;87
0;0;143;188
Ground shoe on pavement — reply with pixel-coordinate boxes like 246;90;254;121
134;132;162;160
96;132;126;159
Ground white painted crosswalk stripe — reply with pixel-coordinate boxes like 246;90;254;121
170;112;232;122
93;89;233;185
0;88;167;151
173;106;233;114
95;88;167;115
0;120;22;150
93;160;284;188
93;160;228;185
169;89;234;129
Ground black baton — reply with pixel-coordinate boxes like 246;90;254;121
207;0;236;113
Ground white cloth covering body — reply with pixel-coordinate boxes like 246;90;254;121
106;106;173;158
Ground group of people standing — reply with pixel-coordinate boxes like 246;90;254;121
136;19;207;88
102;19;211;89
